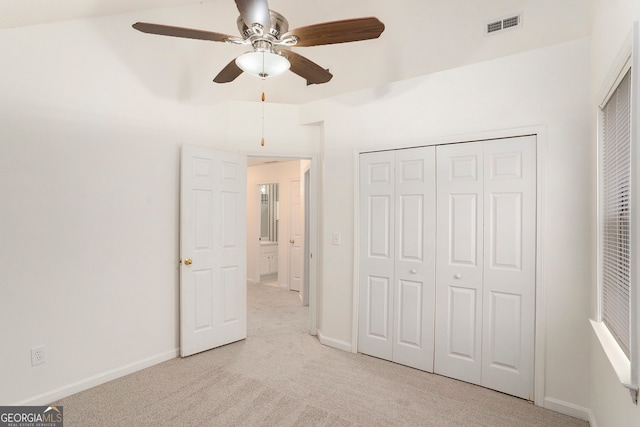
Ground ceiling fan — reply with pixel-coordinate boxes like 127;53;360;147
132;0;385;85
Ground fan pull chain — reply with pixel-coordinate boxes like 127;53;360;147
261;84;266;147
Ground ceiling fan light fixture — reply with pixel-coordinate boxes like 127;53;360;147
235;50;290;79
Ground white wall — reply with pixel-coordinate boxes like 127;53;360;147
0;12;314;405
0;0;599;417
589;1;640;426
297;0;591;101
302;37;592;417
0;107;182;404
246;160;304;287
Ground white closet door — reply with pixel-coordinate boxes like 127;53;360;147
358;151;395;361
393;147;436;371
358;147;436;371
434;142;484;384
481;136;536;400
435;137;536;399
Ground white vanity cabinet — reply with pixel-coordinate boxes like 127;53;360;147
259;242;278;276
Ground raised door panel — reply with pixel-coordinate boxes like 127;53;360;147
194;270;214;331
487;292;522;369
221;266;240;323
447;286;478;361
393;147;436;372
358;151;394;361
450;194;479;266
397;279;423;346
481;136;536;400
434;142;483;384
366;276;391;339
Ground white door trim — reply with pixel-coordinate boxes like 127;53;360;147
303;167;311;307
352;125;547;406
288;178;304;292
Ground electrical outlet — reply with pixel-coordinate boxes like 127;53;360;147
31;346;46;366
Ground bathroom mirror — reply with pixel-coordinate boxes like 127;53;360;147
259;183;279;242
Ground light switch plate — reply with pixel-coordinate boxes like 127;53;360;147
332;232;341;245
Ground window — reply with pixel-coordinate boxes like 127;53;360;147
601;69;632;358
595;22;639;404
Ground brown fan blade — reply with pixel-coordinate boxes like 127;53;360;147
234;0;271;30
213;59;244;83
132;22;234;42
284;17;385;47
284;51;333;85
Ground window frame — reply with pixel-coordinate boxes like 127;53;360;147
594;21;640;405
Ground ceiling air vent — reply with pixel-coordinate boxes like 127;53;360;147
486;13;522;35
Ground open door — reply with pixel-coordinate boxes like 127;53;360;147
180;144;247;357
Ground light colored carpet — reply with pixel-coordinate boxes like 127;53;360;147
53;283;588;426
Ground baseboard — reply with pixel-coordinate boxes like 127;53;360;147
317;329;352;353
543;396;591;422
14;348;179;406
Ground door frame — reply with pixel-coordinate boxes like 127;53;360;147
288;177;303;292
352;125;547;406
249;153;318;335
303;167;311;307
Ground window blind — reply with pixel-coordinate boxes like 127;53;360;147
601;69;632;358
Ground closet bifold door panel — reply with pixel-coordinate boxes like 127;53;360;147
434;136;536;400
481;137;536;400
358;147;436;372
358;151;395;361
393;148;436;371
434;141;485;384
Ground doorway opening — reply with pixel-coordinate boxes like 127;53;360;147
258;182;279;286
247;156;315;325
179;146;318;358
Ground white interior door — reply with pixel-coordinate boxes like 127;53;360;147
481;136;536;400
358;148;436;371
289;179;303;292
434;142;484;384
180;144;247;357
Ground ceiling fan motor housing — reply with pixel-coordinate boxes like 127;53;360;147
237;10;288;41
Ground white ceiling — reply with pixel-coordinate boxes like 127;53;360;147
0;0;591;168
0;0;201;29
0;0;591;105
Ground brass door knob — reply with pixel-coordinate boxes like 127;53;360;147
184;258;193;265
290;239;295;244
